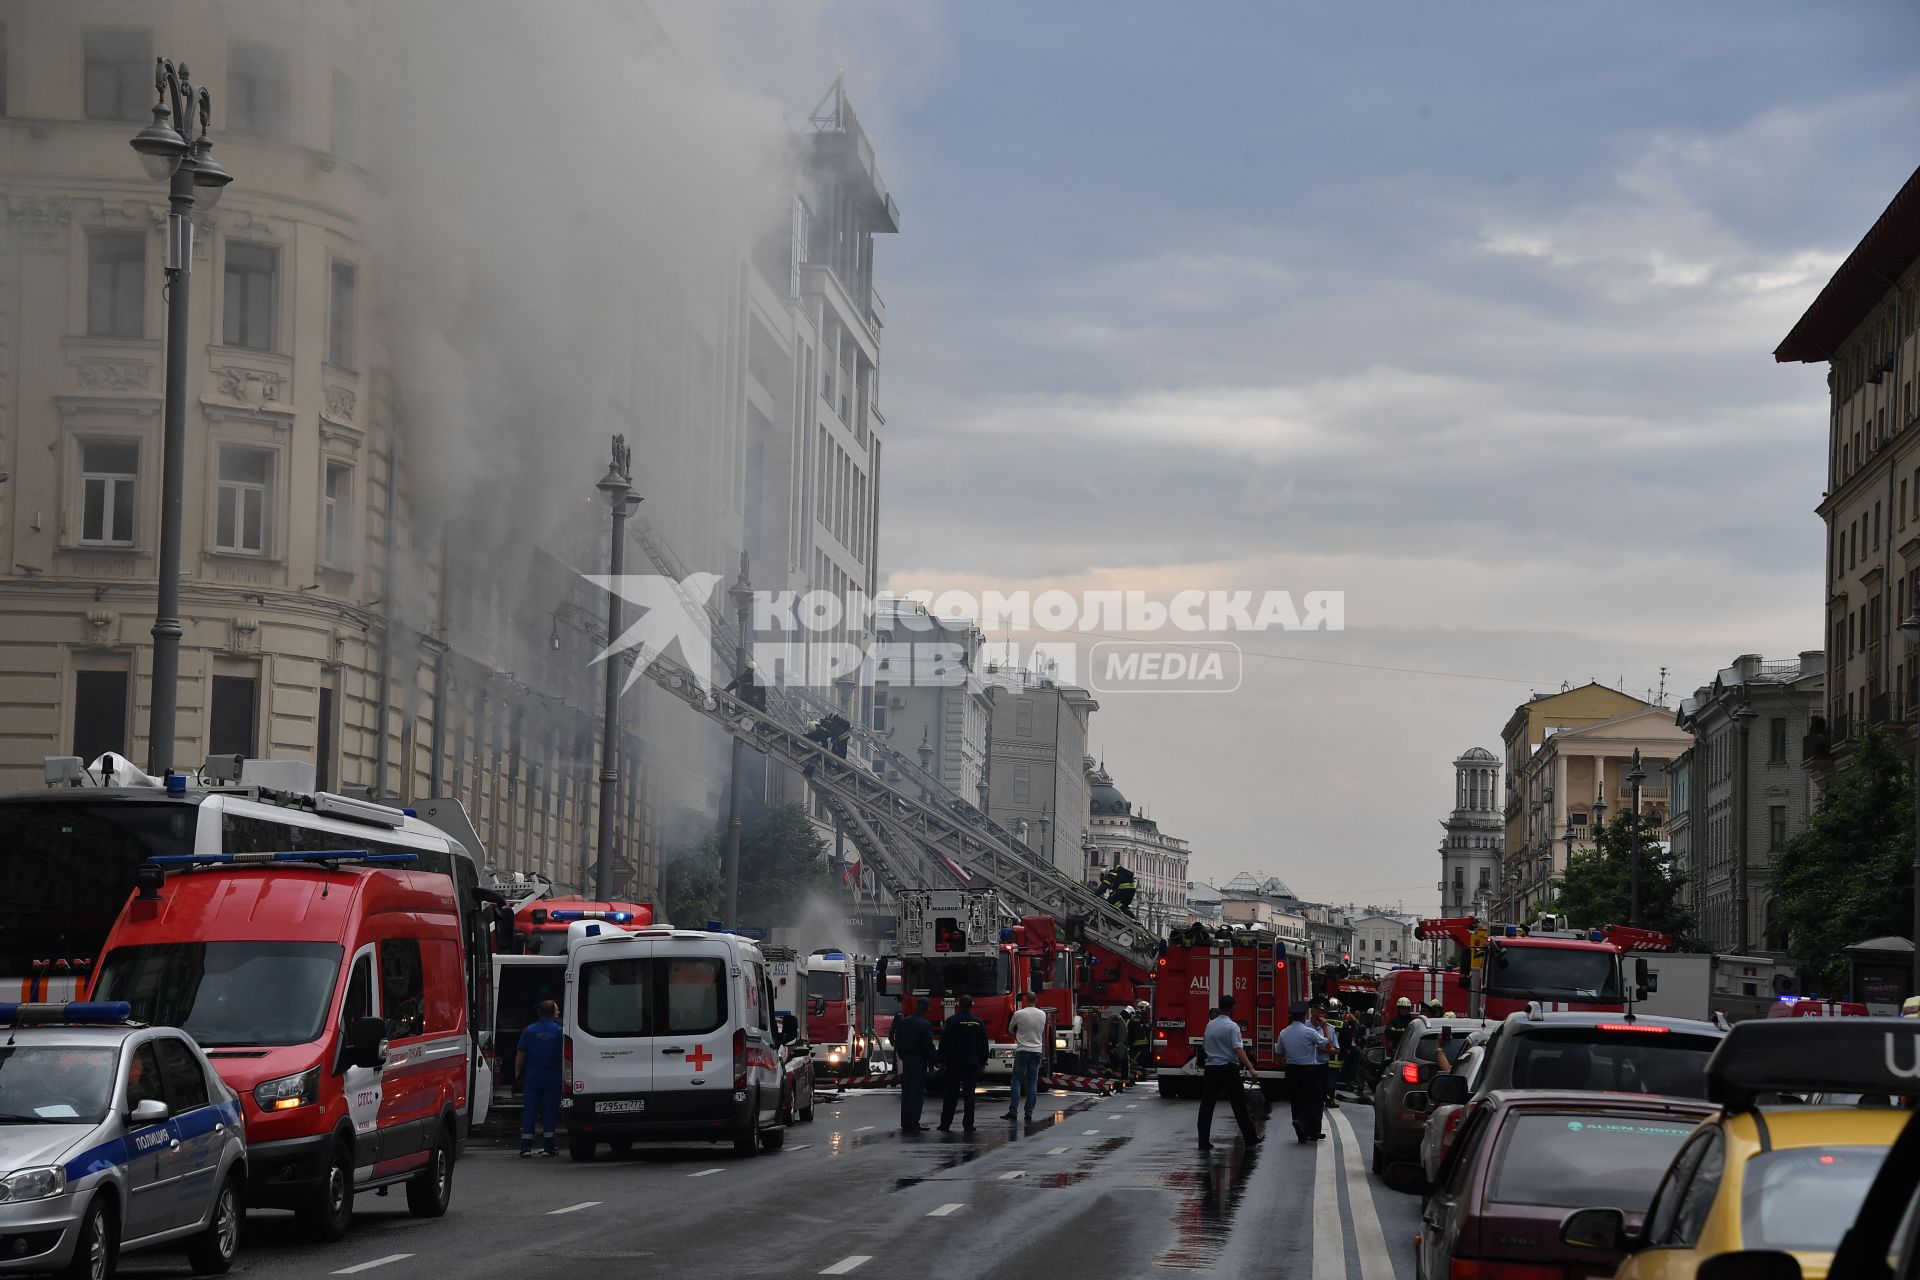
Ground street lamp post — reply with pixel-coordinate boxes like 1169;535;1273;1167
722;555;752;928
129;59;233;776
1627;748;1647;928
594;438;639;899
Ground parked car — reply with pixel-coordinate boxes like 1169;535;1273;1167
1370;1016;1491;1173
1420;1039;1487;1184
0;1002;248;1280
1388;1090;1713;1280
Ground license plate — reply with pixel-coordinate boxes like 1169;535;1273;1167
597;1099;645;1114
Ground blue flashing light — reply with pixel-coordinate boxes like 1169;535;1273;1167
1000;927;1016;942
0;1001;133;1026
1504;925;1518;938
822;950;846;960
549;910;633;924
164;772;187;795
706;919;725;932
402;807;418;818
1589;929;1605;942
145;851;417;868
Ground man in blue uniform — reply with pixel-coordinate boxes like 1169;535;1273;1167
937;994;991;1132
892;997;935;1132
516;999;565;1157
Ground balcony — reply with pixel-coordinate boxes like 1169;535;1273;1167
1872;692;1894;726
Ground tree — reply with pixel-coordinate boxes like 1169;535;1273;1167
660;801;832;930
1773;725;1914;993
1548;811;1699;947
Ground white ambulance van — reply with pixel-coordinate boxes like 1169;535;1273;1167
560;921;792;1159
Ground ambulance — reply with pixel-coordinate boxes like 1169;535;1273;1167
560;921;794;1158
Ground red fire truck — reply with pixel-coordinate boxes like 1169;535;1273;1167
1415;914;1673;1020
891;890;1066;1077
1766;996;1870;1018
1151;928;1311;1098
506;898;655;955
805;948;891;1075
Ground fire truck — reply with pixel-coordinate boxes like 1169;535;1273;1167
506;897;656;955
1415;913;1674;1020
1152;927;1311;1098
804;947;890;1075
1766;995;1870;1018
892;889;1058;1077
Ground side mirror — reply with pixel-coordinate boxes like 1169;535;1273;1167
1697;1255;1800;1280
346;1016;387;1070
1559;1207;1627;1252
1428;1073;1469;1106
776;1014;800;1047
128;1097;170;1125
1381;1162;1429;1196
1403;1090;1430;1112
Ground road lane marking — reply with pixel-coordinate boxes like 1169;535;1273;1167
547;1202;601;1215
927;1203;963;1217
1312;1134;1343;1280
1330;1109;1395;1280
851;1125;874;1132
333;1256;413;1276
790;1143;812;1150
1084;1128;1100;1134
820;1257;871;1275
1126;1103;1139;1108
688;1167;724;1178
1046;1146;1069;1155
998;1170;1025;1180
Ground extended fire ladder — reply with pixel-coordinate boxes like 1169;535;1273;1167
622;517;1157;965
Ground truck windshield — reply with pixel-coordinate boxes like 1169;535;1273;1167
0;1046;117;1124
1489;946;1622;1000
94;941;343;1047
908;954;1009;998
806;971;845;1003
0;799;196;976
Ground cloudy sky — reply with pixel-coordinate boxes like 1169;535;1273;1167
677;2;1920;908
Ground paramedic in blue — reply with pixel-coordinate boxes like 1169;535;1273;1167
516;999;565;1156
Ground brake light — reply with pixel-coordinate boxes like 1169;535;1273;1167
563;1034;576;1093
733;1027;748;1090
1449;1260;1563;1279
1596;1024;1669;1033
1402;1062;1423;1084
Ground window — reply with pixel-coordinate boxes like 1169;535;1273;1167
330;69;354;160
380;939;424;1040
322;462;351;566
208;674;257;758
223;241;278;351
1015;698;1034;738
1769;717;1787;764
93;942;340;1048
215;445;272;554
1013;764;1031;805
80;441;138;546
226;41;289;141
83;27;151;122
124;1042;164;1110
342;952;371;1026
1770;805;1787;851
328;260;357;369
316;685;334;792
73;670;130;766
86;231;145;338
1478;868;1491;889
579;958;650;1037
153;1037;210;1112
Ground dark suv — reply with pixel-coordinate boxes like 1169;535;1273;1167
1420;1009;1725;1175
1371;1016;1493;1173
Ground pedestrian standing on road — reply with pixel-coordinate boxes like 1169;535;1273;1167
893;997;935;1133
515;999;564;1157
937;994;990;1132
1197;995;1260;1150
1278;1004;1332;1142
1004;992;1047;1122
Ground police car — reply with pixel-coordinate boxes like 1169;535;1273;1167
0;1002;246;1280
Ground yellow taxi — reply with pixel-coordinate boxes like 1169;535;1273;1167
1559;1016;1914;1280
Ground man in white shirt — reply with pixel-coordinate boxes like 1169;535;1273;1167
1198;994;1261;1150
1003;992;1048;1123
1278;1005;1333;1141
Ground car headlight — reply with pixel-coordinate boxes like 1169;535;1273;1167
0;1166;64;1203
1054;1037;1069;1051
254;1066;320;1112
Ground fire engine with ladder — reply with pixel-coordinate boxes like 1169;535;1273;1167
1415;913;1675;1020
1151;928;1312;1098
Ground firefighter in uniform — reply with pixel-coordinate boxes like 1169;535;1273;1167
1116;1006;1141;1084
1322;999;1347;1105
1127;1000;1153;1083
1385;997;1416;1057
1098;862;1138;913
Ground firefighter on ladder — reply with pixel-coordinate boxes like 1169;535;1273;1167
1098;861;1138;914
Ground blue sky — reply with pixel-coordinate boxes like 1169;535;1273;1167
676;2;1920;907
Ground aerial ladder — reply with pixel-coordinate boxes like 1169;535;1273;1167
618;517;1159;966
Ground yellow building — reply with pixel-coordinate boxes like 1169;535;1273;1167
1776;163;1920;768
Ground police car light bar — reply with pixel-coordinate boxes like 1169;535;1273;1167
0;1001;133;1026
548;910;633;923
1707;1016;1920;1110
146;851;419;868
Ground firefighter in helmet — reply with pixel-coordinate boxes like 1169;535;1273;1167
1322;998;1347;1105
1127;1000;1153;1082
1098;861;1138;914
1385;996;1417;1058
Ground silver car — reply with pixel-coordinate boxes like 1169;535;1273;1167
0;1008;246;1280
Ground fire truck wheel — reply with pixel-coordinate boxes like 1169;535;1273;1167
297;1139;355;1242
403;1126;454;1218
568;1131;597;1162
760;1125;785;1151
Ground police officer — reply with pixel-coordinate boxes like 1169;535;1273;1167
515;999;564;1157
893;997;935;1133
1128;1000;1153;1082
937;995;990;1131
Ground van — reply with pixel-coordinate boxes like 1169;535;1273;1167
561;923;793;1159
92;855;473;1240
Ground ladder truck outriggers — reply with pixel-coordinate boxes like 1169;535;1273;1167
1415;913;1675;1020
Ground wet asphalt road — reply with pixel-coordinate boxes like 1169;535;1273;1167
120;1084;1420;1280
